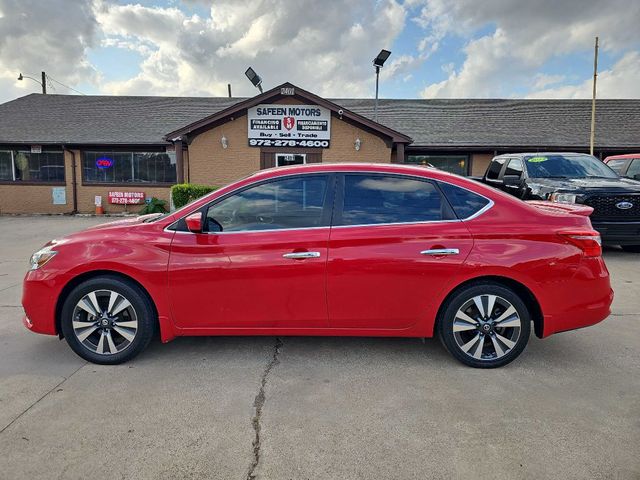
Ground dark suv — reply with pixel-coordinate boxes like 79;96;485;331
480;152;640;251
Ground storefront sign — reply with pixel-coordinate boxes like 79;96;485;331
108;191;145;205
96;157;113;169
247;104;331;148
31;145;42;154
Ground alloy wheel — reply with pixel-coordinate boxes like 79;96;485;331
452;294;521;361
71;289;138;355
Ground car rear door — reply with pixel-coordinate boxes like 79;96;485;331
326;173;475;330
168;173;334;330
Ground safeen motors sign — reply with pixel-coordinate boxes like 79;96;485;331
247;104;331;148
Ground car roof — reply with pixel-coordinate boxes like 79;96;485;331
493;152;593;158
248;162;455;181
604;153;640;161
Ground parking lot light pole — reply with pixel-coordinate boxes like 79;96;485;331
244;67;263;94
373;49;391;122
18;71;46;94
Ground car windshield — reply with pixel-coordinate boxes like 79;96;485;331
525;154;618;179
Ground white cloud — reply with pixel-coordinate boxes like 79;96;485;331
532;73;566;90
96;0;409;98
0;0;98;102
416;0;640;98
527;51;640;99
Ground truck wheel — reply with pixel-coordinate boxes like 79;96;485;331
60;276;155;365
438;283;531;368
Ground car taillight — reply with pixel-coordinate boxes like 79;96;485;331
559;230;602;257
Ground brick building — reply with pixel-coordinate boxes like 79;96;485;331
0;82;639;214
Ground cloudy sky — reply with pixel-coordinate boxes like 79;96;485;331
0;0;638;104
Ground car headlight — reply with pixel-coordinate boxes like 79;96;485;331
29;246;58;270
550;193;577;204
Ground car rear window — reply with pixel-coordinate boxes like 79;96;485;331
438;181;491;219
486;158;506;180
340;174;448;226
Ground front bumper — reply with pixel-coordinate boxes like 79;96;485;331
592;221;640;246
22;269;66;336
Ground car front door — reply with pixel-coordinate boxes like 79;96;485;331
326;173;475;330
168;174;334;330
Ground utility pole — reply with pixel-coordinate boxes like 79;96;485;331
590;37;598;156
41;71;47;94
228;83;232;98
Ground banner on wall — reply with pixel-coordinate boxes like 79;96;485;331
247;104;331;148
108;191;145;205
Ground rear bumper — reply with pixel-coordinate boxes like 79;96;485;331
592;221;640;245
542;257;613;337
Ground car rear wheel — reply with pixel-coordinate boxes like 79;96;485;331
60;276;155;365
438;283;531;368
621;245;640;253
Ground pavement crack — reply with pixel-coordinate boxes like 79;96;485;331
0;283;19;292
246;337;282;480
0;362;87;435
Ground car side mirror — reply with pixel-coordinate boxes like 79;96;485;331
502;175;522;186
185;212;203;233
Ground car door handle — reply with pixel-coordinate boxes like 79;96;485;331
420;248;460;256
282;251;321;259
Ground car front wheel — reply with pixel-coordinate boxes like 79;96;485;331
60;275;155;365
438;283;531;368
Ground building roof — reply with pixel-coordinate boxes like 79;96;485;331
0;92;638;149
164;82;412;144
0;94;241;146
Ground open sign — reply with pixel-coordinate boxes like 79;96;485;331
96;157;113;169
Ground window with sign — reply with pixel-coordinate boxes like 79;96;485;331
406;155;469;176
83;151;177;184
0;150;65;183
275;153;306;167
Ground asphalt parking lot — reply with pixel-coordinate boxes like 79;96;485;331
0;215;638;479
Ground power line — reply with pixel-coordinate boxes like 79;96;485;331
46;74;86;95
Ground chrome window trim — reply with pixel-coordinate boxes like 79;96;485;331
165;169;495;234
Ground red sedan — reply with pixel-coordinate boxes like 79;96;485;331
22;163;613;368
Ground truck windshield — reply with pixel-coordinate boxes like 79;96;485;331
525;154;618;179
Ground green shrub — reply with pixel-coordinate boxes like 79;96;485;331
139;197;168;214
171;183;218;209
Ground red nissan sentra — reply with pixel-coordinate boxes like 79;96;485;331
22;163;613;368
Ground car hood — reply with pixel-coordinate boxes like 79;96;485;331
529;176;640;194
85;213;165;231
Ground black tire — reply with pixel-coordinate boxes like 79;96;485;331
60;275;156;365
438;282;531;368
621;245;640;253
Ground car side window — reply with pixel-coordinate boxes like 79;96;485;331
504;158;524;177
205;175;329;232
438;181;491;219
626;159;640;178
339;174;449;226
606;159;627;174
486;158;507;180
